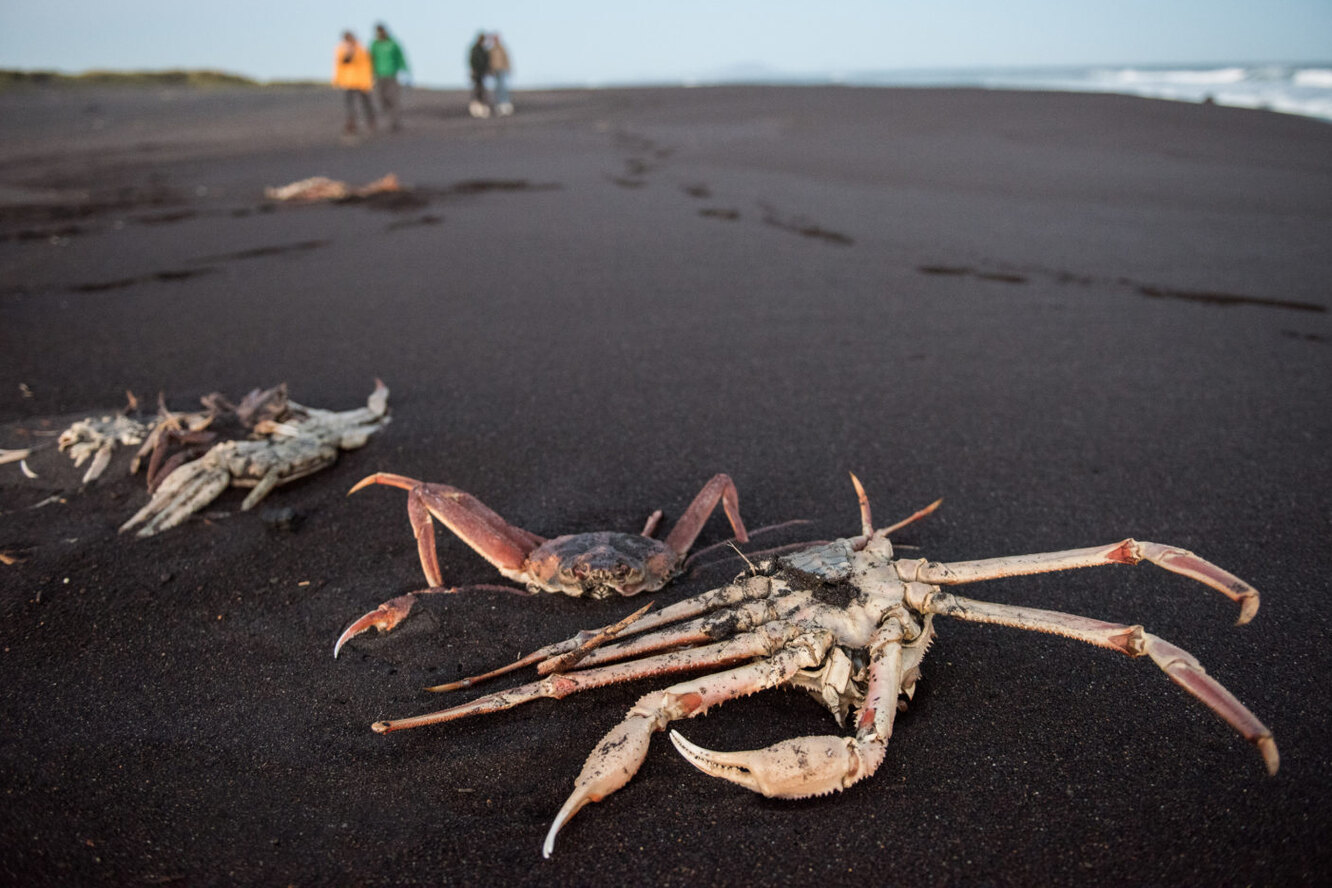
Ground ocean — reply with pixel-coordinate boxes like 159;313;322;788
686;63;1332;124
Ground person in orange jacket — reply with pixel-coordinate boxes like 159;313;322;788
333;31;375;135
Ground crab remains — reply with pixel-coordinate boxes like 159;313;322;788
360;477;1277;857
120;380;390;536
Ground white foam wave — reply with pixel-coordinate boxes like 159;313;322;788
1294;68;1332;88
1101;66;1249;86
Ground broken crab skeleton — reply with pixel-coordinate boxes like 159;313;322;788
120;381;390;536
360;477;1276;857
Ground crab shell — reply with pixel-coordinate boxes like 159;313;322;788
522;532;680;598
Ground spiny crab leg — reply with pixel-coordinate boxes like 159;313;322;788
425;575;780;691
550;597;779;674
373;622;804;734
542;628;834;858
911;539;1260;624
914;588;1278;774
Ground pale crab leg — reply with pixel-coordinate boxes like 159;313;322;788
662;473;750;556
543;628;834;857
669;617;916;799
373;622;804;734
911;540;1260;624
913;588;1278;775
120;457;231;536
551;597;780;674
424;575;780;690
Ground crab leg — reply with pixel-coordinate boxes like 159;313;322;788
334;582;532;659
422;576;781;689
350;473;545;582
543;627;834;857
336;475;548;655
120;456;232;536
556;597;780;673
662;473;750;556
911;540;1260;624
373;622;805;734
914;588;1278;775
669;617;916;800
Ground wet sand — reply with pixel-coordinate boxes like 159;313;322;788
1;84;1330;885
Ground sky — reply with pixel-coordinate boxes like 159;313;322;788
1;1;1329;88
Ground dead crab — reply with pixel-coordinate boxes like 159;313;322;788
362;476;1276;857
120;380;390;537
334;472;751;657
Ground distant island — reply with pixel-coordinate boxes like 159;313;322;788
0;69;321;89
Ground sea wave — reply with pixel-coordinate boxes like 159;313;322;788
866;63;1332;123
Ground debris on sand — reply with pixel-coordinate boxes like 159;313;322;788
37;381;390;537
57;415;150;483
264;173;400;203
119;380;391;537
1;448;34;466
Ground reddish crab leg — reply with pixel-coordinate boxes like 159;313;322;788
333;583;524;659
663;473;750;555
335;475;551;656
350;473;544;581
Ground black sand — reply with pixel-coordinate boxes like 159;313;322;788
2;84;1330;885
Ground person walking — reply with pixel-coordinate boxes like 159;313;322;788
333;30;375;135
489;32;513;116
467;32;491;118
370;23;410;131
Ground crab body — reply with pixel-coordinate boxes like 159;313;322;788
521;532;681;598
334;472;750;656
360;479;1277;857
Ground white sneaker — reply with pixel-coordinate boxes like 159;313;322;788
497;102;514;116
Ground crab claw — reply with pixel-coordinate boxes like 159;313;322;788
669;730;885;799
333;593;418;658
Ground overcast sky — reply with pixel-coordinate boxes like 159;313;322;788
2;1;1329;88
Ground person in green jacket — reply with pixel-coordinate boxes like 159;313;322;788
370;23;410;131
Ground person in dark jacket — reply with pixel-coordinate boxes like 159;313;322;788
467;32;491;118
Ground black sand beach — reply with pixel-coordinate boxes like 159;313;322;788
2;84;1330;885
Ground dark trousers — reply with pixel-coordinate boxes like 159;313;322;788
470;72;488;105
343;89;375;131
375;77;401;129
